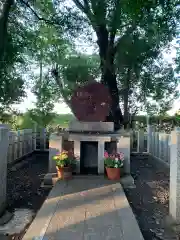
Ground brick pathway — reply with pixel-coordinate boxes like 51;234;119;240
23;176;144;240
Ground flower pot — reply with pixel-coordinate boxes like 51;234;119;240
106;167;120;180
56;166;72;180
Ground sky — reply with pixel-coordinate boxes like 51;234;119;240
13;36;180;116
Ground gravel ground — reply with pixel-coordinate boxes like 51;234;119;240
124;154;178;240
5;152;51;239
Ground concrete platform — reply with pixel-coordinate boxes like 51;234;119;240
22;176;144;240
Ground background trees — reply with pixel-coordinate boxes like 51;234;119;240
0;0;179;129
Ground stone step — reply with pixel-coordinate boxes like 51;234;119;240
43;173;59;186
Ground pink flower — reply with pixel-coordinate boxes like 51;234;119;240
104;151;109;158
119;153;124;160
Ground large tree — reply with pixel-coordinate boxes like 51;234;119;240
11;0;179;129
57;0;178;129
0;0;14;61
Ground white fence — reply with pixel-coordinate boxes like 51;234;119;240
130;126;180;223
131;127;171;165
0;125;9;215
7;128;48;165
0;125;49;215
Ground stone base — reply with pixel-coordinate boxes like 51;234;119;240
163;215;180;235
68;121;114;132
0;211;13;226
0;209;33;236
120;175;136;189
49;130;131;176
43;173;59;186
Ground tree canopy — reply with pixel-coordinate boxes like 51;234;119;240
0;0;179;129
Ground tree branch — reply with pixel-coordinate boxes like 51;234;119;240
113;24;136;54
109;0;121;46
72;0;96;31
51;67;72;109
18;0;62;26
72;0;86;12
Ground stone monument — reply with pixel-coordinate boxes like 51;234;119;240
47;81;131;184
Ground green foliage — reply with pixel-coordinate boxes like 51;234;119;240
0;23;25;112
29;72;58;127
53;151;77;168
104;151;124;168
1;0;180;126
14;113;35;130
52;114;74;127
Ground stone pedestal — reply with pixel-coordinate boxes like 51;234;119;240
68;121;114;132
117;135;130;174
69;134;111;174
98;141;105;174
47;123;131;177
74;140;80;173
169;130;180;222
49;134;62;173
0;125;9;216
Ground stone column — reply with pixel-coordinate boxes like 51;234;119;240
167;135;171;164
49;134;62;173
164;134;169;163
159;132;165;161
32;124;37;151
40;128;46;150
98;141;105;174
28;129;33;153
147;125;155;154
13;131;18;161
174;127;180;132
137;129;144;153
169;130;180;222
117;136;130;174
7;131;13;164
154;132;159;158
0;125;9;216
129;129;133;151
74;140;80;173
18;130;23;158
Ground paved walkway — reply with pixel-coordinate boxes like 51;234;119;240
23;176;144;240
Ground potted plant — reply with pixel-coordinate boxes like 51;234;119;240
104;151;124;180
53;150;77;180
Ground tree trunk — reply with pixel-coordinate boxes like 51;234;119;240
97;25;123;130
103;68;123;130
0;0;13;63
123;69;131;129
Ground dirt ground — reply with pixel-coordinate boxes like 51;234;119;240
6;152;51;239
124;154;178;240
